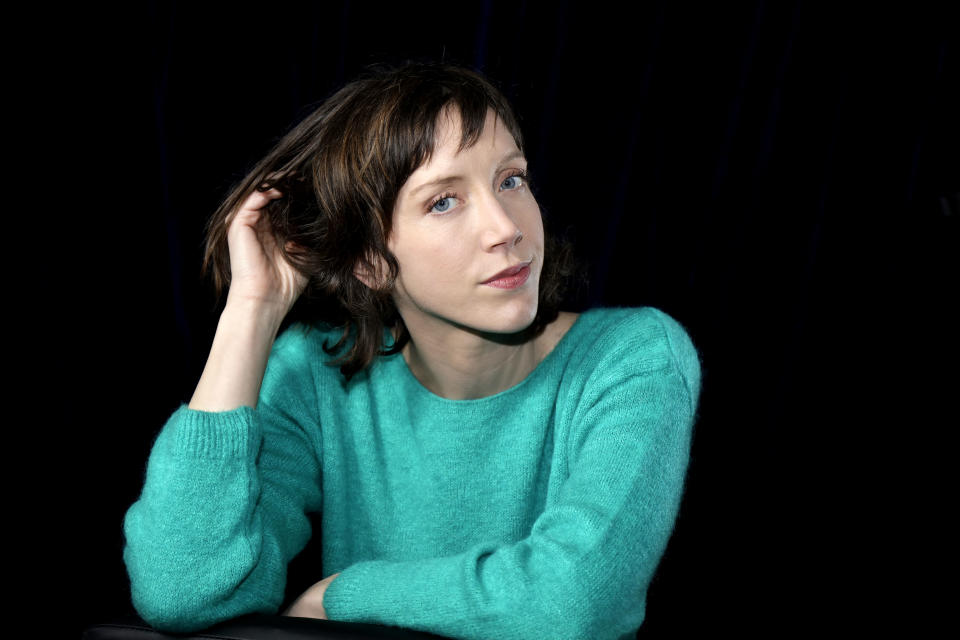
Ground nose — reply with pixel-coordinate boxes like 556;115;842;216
478;192;523;252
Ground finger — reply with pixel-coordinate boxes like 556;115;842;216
284;239;308;254
226;188;285;228
242;187;285;213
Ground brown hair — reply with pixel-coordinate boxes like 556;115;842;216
202;59;578;381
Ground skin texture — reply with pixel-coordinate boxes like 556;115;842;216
188;188;308;412
389;106;543;338
281;572;341;619
363;106;549;400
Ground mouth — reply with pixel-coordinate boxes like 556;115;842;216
482;261;533;289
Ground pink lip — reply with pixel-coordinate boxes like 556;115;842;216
482;262;532;289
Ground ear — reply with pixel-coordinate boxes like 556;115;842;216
353;252;390;290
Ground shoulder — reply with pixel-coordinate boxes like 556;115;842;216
568;306;702;406
262;321;348;396
571;306;690;355
270;320;344;361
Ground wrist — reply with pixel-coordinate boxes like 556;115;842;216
221;295;288;338
187;297;286;412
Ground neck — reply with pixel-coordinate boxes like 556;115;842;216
394;319;542;400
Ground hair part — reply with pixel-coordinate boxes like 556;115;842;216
202;59;580;381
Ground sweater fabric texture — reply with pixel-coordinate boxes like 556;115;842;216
122;306;703;640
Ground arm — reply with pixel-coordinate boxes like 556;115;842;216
123;187;321;632
190;185;307;412
321;312;702;640
122;328;324;633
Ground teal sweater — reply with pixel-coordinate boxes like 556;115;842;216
123;306;703;639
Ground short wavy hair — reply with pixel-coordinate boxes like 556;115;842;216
203;59;578;381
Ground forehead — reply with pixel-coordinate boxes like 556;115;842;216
427;106;516;164
394;106;523;210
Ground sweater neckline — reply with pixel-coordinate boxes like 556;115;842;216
384;311;591;406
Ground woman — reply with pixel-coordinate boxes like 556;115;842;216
122;60;703;640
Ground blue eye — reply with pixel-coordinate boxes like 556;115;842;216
501;174;523;190
425;169;531;215
428;192;458;214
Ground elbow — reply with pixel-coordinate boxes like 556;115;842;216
119;476;283;632
128;576;274;634
524;585;638;640
131;592;213;634
128;572;221;634
516;592;600;640
123;542;273;633
548;610;635;640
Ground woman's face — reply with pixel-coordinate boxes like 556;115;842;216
385;107;544;339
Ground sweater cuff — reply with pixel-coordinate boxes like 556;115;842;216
321;560;390;621
321;555;460;625
166;404;262;460
323;560;409;622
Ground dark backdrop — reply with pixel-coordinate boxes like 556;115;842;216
32;1;955;637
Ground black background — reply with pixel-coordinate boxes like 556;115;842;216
25;1;956;637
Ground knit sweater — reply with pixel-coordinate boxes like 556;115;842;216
122;306;703;640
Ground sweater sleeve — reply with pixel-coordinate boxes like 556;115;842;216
121;327;324;633
321;309;702;640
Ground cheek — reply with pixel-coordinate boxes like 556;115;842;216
422;246;472;282
393;234;471;287
533;216;545;243
524;208;545;248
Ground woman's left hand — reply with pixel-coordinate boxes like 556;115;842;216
281;573;341;619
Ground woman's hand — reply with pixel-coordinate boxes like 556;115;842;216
188;186;309;411
224;186;309;321
282;573;341;620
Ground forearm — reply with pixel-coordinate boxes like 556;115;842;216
123;406;274;631
124;403;321;633
189;298;286;411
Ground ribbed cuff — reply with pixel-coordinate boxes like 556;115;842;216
321;554;467;624
166;404;262;460
320;561;377;622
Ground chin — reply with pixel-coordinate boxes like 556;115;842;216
483;296;539;335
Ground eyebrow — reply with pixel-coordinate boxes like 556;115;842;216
409;150;527;199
